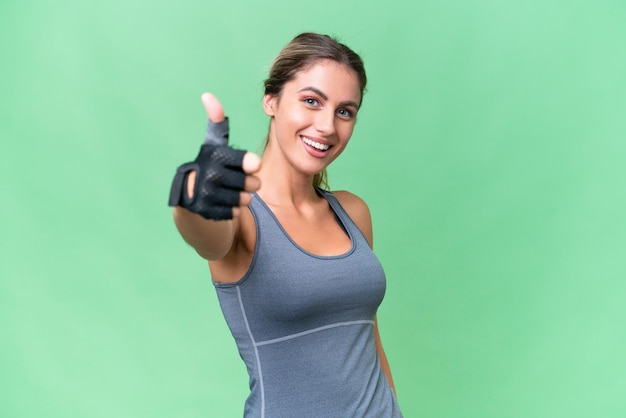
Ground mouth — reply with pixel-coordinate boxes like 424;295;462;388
301;136;332;152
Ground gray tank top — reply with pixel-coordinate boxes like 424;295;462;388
213;190;403;417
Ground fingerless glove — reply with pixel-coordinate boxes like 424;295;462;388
168;118;246;220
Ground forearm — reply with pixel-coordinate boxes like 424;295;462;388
378;344;396;393
173;206;237;260
374;317;396;395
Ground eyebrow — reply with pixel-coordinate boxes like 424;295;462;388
298;86;360;109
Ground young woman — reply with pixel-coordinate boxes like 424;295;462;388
170;32;403;417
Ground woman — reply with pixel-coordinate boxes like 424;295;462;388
169;32;402;417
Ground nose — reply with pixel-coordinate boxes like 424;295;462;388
314;108;336;136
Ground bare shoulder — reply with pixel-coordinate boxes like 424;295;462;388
332;190;374;247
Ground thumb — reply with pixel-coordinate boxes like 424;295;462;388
201;92;224;123
201;92;229;146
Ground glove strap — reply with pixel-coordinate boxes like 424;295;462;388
168;162;196;207
204;117;229;146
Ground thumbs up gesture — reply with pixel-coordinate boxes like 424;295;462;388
168;93;261;220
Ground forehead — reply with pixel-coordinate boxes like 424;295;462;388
287;60;362;104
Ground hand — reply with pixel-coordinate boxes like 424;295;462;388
168;93;261;220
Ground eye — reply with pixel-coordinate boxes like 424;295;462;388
303;97;320;107
337;108;354;119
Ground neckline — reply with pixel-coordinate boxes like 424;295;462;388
252;190;356;260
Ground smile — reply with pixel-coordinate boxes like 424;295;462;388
301;136;331;151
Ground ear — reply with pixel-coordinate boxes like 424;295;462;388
263;94;277;116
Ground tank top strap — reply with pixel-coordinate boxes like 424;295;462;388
315;188;369;246
248;192;277;227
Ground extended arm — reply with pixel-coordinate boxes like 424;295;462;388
170;93;260;260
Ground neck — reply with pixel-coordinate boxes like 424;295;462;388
256;144;321;208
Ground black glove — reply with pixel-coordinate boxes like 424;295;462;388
168;118;246;220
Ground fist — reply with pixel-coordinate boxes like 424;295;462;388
168;93;261;220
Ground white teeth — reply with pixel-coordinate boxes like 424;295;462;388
302;136;330;151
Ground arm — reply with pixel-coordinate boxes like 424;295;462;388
171;93;260;260
173;204;239;260
374;316;397;395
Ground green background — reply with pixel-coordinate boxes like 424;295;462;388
2;0;625;417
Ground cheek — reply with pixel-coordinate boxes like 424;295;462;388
339;123;355;141
288;108;311;128
276;106;309;128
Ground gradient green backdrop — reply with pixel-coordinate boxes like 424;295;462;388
2;1;625;417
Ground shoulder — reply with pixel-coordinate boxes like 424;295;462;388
331;190;374;248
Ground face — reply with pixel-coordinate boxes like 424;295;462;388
263;59;362;177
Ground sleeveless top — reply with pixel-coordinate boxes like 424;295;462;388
213;190;403;418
